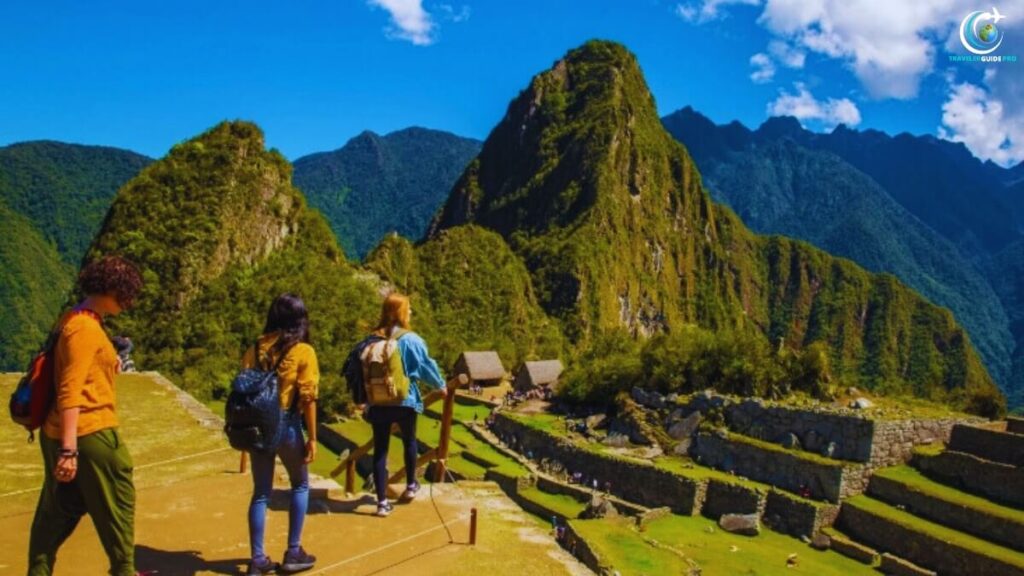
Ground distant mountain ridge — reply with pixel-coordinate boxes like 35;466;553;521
0;141;150;369
293;127;481;260
662;106;1017;401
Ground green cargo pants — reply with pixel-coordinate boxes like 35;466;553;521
27;428;135;576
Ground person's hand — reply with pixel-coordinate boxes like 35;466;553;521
115;356;123;375
305;439;317;464
54;451;78;483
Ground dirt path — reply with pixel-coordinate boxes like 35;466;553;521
0;456;588;575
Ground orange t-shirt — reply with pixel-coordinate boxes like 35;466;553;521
43;311;120;439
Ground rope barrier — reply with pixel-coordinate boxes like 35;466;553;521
304;511;473;575
0;446;232;499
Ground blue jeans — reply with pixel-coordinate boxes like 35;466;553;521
248;415;308;560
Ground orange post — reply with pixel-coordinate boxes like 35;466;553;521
345;458;356;494
433;374;465;482
470;507;478;545
239;451;248;474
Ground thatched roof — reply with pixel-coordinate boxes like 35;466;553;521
455;351;506;381
517;360;564;387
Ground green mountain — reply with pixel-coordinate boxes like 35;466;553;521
0;141;152;265
429;40;1002;413
662;106;1014;398
365;225;564;370
293;128;481;260
987;239;1024;408
0;202;73;369
84;121;380;412
757;118;1019;258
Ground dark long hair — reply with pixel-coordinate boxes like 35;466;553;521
263;293;310;357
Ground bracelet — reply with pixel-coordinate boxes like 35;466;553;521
57;448;79;458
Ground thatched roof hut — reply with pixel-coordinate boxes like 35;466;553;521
513;360;564;392
453;351;506;386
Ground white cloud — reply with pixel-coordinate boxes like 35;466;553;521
750;53;776;83
438;4;471;23
939;80;1024;167
768;40;805;68
676;0;761;24
367;0;436;46
768;83;862;128
758;0;969;99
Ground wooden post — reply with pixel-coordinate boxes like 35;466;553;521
433;374;466;482
470;507;478;545
239;451;248;474
345;458;356;495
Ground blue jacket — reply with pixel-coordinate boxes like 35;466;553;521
394;331;446;413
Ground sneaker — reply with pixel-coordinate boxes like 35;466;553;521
399;481;421;502
280;546;316;572
246;555;278;575
375;500;394;517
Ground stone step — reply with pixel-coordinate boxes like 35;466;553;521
1008;416;1024;435
912;446;1024;508
879;552;937;576
821;528;879;566
693;429;857;503
948;423;1024;467
836;495;1024;576
868;466;1024;552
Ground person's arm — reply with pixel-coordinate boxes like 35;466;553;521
296;345;320;463
404;334;447;394
53;318;98;483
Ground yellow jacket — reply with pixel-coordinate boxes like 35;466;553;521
44;311;119;439
242;332;319;410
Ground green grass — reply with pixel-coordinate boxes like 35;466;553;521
518;486;587;519
911;443;944;458
1;373;232;513
844;496;1024;568
873;466;1024;525
573;514;875;576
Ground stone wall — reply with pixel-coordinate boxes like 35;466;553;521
693;430;850;502
701;480;765;520
913;450;1024;508
675;391;982;470
763;490;839;538
868;474;1024;553
868;419;981;469
492;413;702;513
562;521;612;575
1008;417;1024;435
837;503;1024;576
948;424;1024;467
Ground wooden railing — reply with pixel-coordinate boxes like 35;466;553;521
330;373;469;494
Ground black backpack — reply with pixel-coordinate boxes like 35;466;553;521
342;335;383;405
224;340;296;453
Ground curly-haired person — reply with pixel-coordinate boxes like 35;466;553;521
27;255;143;576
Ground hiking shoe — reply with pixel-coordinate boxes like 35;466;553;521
399;481;421;502
246;555;278;575
375;500;394;517
280;546;316;572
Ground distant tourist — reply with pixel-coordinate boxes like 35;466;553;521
28;256;143;576
111;336;136;372
242;293;320;575
359;293;447;518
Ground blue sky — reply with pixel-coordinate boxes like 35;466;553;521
0;1;1020;165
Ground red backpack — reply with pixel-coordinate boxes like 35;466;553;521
8;309;101;441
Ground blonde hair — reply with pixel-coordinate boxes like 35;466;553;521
375;292;411;337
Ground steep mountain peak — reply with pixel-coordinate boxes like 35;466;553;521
755;115;806;142
429;39;692;240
